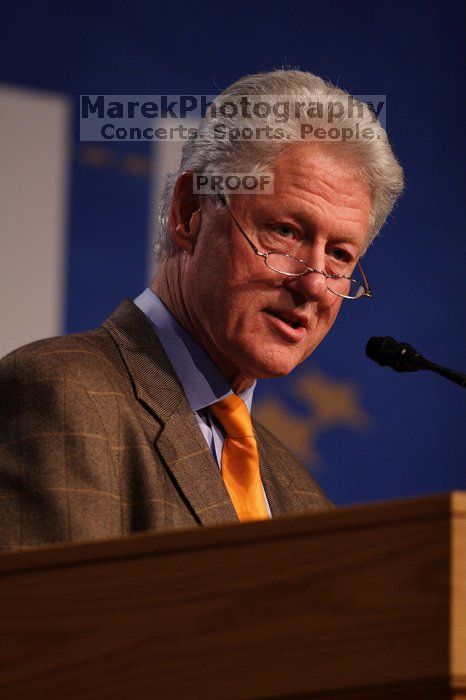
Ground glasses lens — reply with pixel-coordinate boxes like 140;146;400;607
266;253;309;276
327;276;365;299
266;254;367;299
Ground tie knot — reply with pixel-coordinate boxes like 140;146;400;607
210;394;254;439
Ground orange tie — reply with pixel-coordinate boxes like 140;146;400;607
210;394;268;522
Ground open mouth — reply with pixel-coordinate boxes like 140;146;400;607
264;309;303;330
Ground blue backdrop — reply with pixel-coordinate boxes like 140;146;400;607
1;0;465;505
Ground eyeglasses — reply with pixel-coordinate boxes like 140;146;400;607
217;194;373;301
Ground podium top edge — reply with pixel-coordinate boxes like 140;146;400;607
0;491;464;575
452;490;466;511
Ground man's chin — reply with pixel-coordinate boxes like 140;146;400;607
236;351;302;381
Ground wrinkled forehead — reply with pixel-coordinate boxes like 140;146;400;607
270;141;368;188
232;143;372;240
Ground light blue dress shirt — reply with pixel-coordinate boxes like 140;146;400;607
134;289;271;516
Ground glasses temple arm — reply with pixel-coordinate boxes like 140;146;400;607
357;260;373;297
216;194;263;256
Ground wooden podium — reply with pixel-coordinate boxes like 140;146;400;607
0;493;465;698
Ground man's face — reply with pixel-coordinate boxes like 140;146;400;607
178;143;372;390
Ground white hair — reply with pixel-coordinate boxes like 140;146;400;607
154;69;404;260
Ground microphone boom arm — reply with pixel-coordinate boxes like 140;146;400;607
365;336;466;388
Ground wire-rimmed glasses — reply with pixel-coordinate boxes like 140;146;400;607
217;194;373;300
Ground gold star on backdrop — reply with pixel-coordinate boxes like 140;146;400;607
253;368;371;468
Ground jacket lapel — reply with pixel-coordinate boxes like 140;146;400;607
255;422;333;518
103;300;238;527
256;430;295;518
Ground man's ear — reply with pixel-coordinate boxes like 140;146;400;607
168;172;202;254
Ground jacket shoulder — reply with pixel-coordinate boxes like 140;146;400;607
0;327;128;392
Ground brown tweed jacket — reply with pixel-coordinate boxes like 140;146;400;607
0;300;333;550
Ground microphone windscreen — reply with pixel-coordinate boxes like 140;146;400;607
366;336;422;372
365;336;398;366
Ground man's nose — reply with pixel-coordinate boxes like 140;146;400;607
284;246;330;301
285;268;329;302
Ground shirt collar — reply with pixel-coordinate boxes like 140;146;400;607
133;288;255;412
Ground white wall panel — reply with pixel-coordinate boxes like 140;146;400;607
0;85;70;358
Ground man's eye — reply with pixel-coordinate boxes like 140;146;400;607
271;225;296;239
330;248;351;262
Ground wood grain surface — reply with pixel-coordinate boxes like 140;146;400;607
0;492;464;699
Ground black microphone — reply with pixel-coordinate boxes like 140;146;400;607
365;336;466;388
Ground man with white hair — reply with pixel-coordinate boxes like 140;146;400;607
0;70;403;549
